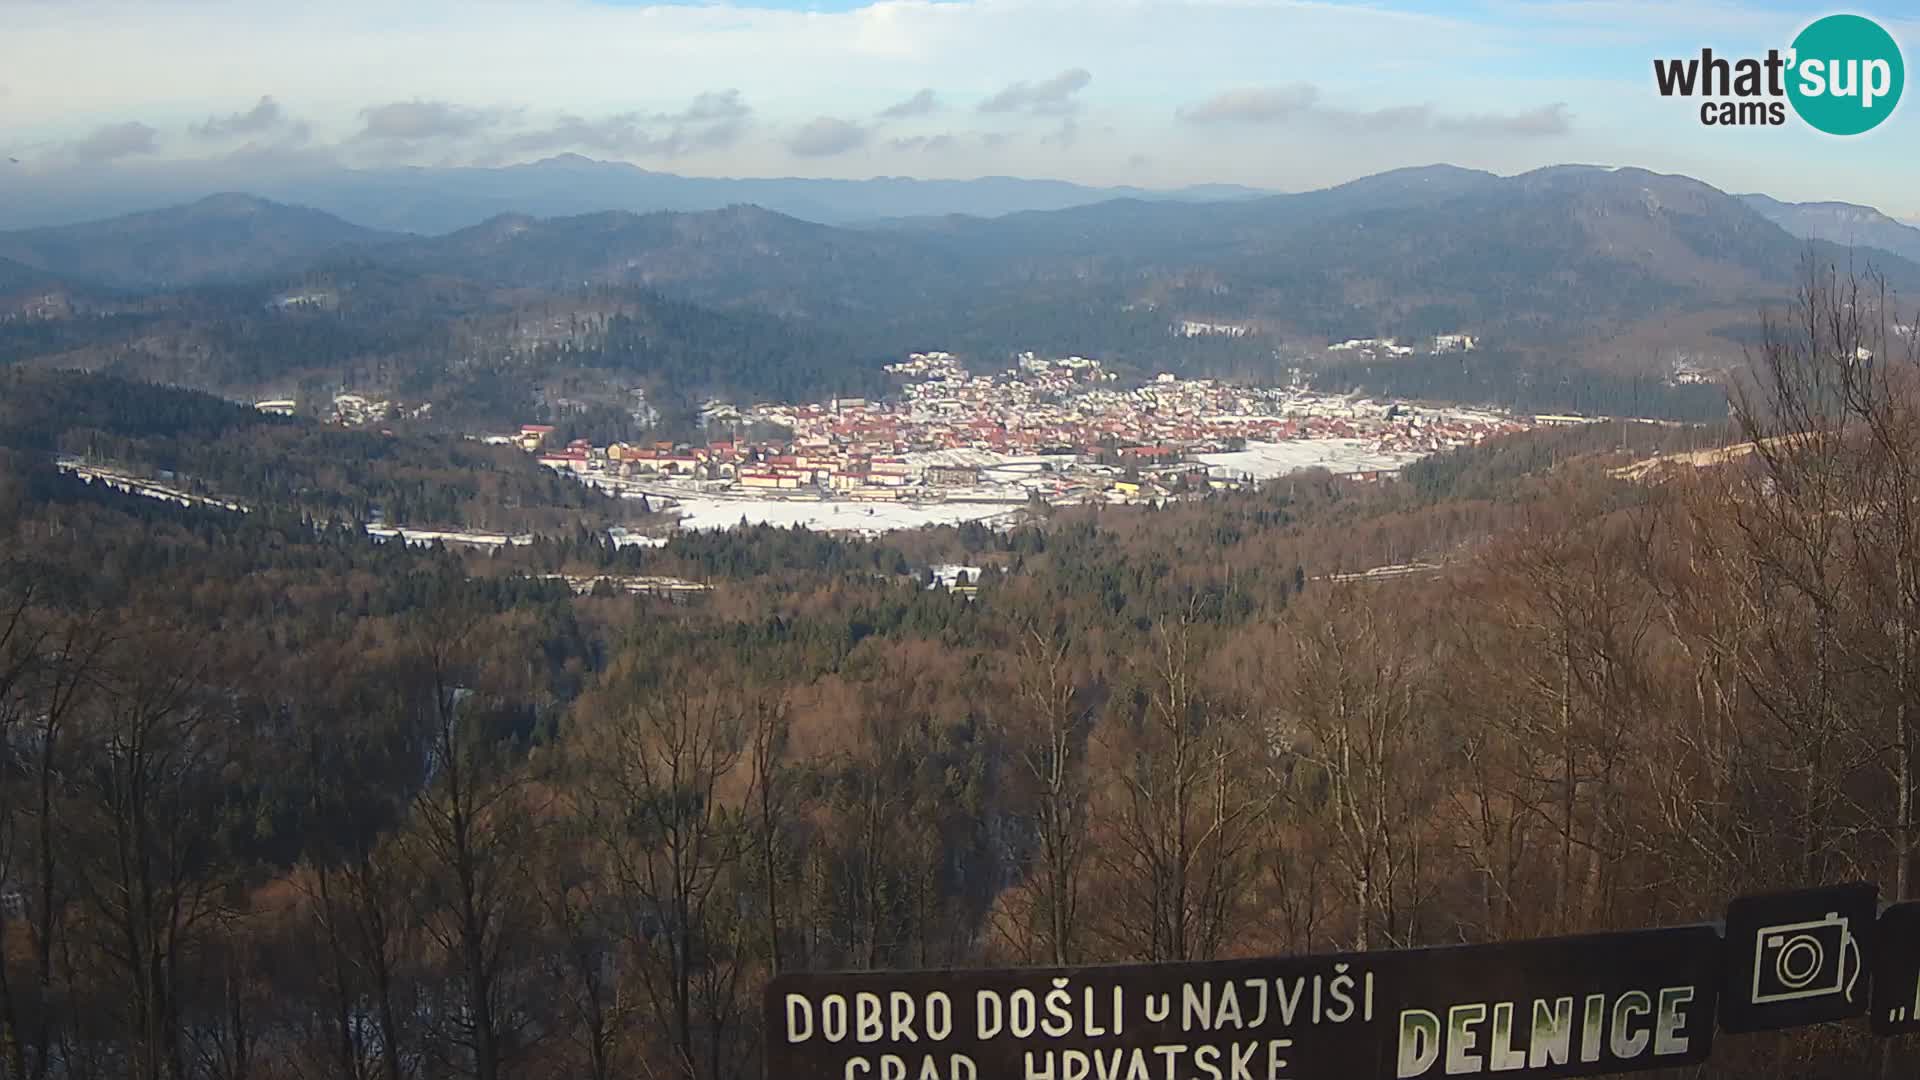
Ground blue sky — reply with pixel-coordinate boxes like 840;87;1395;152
1;0;1915;218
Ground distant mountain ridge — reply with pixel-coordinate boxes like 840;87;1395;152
0;194;402;289
0;256;59;294
873;164;1919;342
0;154;1271;234
6;162;1918;414
1738;193;1920;266
0;256;897;427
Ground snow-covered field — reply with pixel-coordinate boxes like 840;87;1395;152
1194;439;1429;479
365;526;533;548
607;528;671;549
57;459;250;513
670;496;1026;535
900;449;1078;471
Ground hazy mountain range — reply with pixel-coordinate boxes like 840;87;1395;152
1737;193;1920;267
3;154;1914;281
3;162;1913;289
1;161;1916;428
0;154;1269;234
0;193;393;290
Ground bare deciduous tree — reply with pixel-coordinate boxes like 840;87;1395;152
576;654;747;1080
1092;608;1268;962
1273;585;1433;950
991;624;1094;965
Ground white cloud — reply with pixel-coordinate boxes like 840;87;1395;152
357;100;510;141
493;91;752;159
674;90;752;126
1179;85;1319;125
980;68;1091;115
66;121;160;163
192;95;287;139
890;133;958;152
1180;84;1571;138
0;0;1905;210
0;0;1479;137
878;88;940;119
787;116;868;157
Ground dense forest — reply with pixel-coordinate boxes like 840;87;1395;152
1316;347;1735;421
0;265;895;428
0;266;1735;445
0;369;624;531
0;268;1914;1079
14;164;1901;433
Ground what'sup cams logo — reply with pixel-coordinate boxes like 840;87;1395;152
1654;13;1904;134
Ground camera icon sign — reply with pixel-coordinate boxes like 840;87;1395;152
1751;912;1861;1006
1721;881;1877;1033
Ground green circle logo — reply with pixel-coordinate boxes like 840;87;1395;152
1787;13;1905;135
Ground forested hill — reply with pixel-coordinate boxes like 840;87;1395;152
0;367;284;449
345;164;1904;351
0;368;624;530
364;165;1918;351
1740;192;1920;265
7;161;1912;351
4;164;1916;417
2;312;1914;1077
378;204;971;322
0;255;62;294
0;193;402;289
0;262;896;428
883;165;1920;345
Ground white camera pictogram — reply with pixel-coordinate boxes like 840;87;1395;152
1751;912;1861;1006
